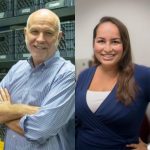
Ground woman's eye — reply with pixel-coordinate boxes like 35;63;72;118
97;40;105;43
113;41;118;43
112;40;121;44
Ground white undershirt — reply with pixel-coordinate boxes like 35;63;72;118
86;90;111;113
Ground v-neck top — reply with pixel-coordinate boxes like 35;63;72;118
86;90;111;113
75;64;150;150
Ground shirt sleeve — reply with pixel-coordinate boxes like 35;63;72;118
0;61;24;88
19;70;75;144
0;67;12;88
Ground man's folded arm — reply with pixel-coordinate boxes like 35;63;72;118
6;71;75;144
0;104;39;123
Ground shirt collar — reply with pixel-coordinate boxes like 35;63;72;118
27;50;60;69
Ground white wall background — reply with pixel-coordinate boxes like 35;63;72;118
75;0;150;74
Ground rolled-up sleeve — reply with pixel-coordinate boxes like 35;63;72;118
19;71;75;144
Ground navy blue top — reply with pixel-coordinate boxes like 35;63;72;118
75;64;150;150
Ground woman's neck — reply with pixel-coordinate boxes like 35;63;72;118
98;65;119;78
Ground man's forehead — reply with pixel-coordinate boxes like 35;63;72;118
29;24;57;32
28;17;58;30
26;9;60;32
29;9;58;23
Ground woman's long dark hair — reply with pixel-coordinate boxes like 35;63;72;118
93;16;138;105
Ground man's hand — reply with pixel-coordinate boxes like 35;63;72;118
0;88;40;136
126;138;147;150
6;120;24;136
0;88;11;104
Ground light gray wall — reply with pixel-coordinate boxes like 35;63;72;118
75;0;150;67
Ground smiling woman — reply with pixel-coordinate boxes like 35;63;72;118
75;16;150;150
93;17;136;105
93;22;123;68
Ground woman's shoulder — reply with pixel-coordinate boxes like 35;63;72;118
134;64;150;74
134;64;150;80
76;66;97;89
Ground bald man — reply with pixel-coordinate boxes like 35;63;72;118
0;9;75;150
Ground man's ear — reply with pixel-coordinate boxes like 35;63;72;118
24;27;28;44
24;27;27;37
58;31;63;42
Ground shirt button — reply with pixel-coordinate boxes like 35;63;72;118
12;135;16;138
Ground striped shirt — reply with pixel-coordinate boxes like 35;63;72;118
0;51;75;150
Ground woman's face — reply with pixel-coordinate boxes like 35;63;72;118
93;22;123;69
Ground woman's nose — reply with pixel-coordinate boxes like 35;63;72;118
104;43;112;52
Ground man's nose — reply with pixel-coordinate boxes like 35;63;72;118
36;33;45;42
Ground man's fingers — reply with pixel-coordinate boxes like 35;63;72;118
0;88;7;101
4;88;11;101
0;94;3;102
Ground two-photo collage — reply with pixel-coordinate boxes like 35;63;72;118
0;0;150;149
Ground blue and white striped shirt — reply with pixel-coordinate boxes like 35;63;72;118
0;51;75;150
